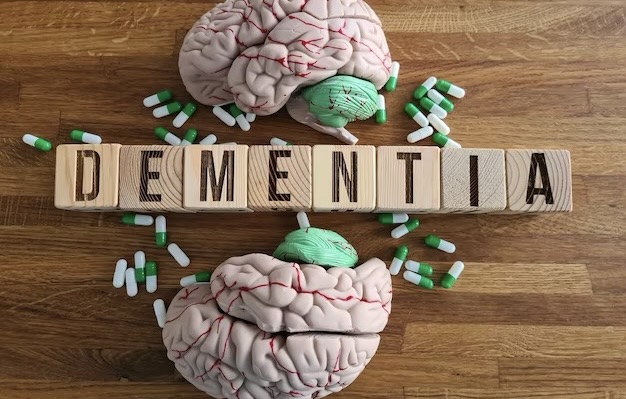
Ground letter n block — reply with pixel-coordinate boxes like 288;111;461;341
183;145;249;211
248;146;312;211
376;146;440;212
312;145;376;212
506;149;572;212
54;144;121;210
118;145;185;212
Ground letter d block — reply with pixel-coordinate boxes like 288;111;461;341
183;145;249;211
54;144;121;210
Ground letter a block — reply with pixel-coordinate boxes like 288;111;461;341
183;145;249;211
54;144;121;210
312;145;376;212
506;149;572;212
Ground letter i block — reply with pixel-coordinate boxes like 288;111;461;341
248;146;312;211
54;144;121;210
376;146;440;212
183;145;250;211
118;145;185;212
312;145;376;212
506;149;572;212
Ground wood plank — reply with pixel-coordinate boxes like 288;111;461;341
404;387;617;398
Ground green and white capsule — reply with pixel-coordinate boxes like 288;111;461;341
70;129;102;144
134;250;146;283
173;102;197;128
405;260;433;276
403;270;434;289
297;211;310;229
220;142;237;145
378;213;409;224
168;243;190;267
153;299;166;328
230;104;251;131
375;94;386;124
145;261;158;293
427;89;454;112
338;128;358;145
391;218;420;239
436;80;465;99
155;215;167;247
180;128;198;146
424;234;456;253
154;127;182;146
404;103;429;128
245;113;257;123
384;61;400;92
419;97;447;119
125;268;138;297
22;134;52;152
413;77;437;100
143;89;172;107
270;137;292;146
407;126;433;143
180;271;212;287
441;261;464;288
432;132;461;149
113;259;127;288
121;213;154;226
213;105;236;127
427;114;450;135
199;134;218;145
390;245;408;276
153;101;182;118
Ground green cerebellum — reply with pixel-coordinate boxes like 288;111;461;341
300;76;378;128
273;227;358;268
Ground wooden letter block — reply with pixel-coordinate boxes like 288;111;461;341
441;148;506;212
506;149;572;212
248;146;312;211
312;145;376;212
183;145;249;211
118;145;185;212
54;144;121;210
376;146;440;212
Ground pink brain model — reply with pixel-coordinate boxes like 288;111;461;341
163;254;392;398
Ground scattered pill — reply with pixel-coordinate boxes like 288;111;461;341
378;213;409;224
432;132;462;149
413;77;437;100
145;261;158;293
180;128;198;146
180;271;212;287
427;113;450;135
173;102;197;128
143;89;172;107
270;137;292;146
230;104;251;131
405;260;433;276
154;127;182;146
199;134;218;145
134;250;146;283
112;259;127;288
22;134;52;152
427;89;454;112
213;105;237;127
297;211;310;229
168;243;190;267
70;129;102;144
153;299;166;328
121;213;154;226
404;103;429;128
337;128;358;145
419;97;447;119
125;268;138;297
384;61;400;92
407;126;434;143
155;215;167;247
403;270;434;289
153;101;182;118
375;94;386;124
245;113;257;123
424;234;456;253
441;261;464;288
436;80;465;99
391;219;420;239
390;245;408;276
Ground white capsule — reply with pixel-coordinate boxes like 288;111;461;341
389;258;403;276
447;85;465;99
297;211;310;229
168;243;190;267
390;61;400;79
407;126;434;143
172;112;190;128
428;114;450;135
213;106;236;127
220;142;237;145
235;114;251;131
199;134;218;145
153;299;167;328
377;94;385;110
245;112;257;123
134;250;146;270
146;275;157;293
338;128;358;145
155;216;166;233
112;259;127;288
125;268;138;297
270;137;290;146
128;214;154;226
448;261;464;278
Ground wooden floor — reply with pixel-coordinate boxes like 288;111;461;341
1;1;625;398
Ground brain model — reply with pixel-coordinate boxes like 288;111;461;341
163;228;392;398
179;0;391;139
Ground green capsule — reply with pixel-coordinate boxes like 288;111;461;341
181;128;198;146
390;219;419;239
435;80;466;98
413;77;437;100
375;94;386;124
384;62;400;92
135;267;146;283
405;260;433;276
389;245;408;275
121;213;154;226
173;103;197;128
180;271;212;287
424;234;456;253
229;104;243;117
22;134;52;152
432;133;461;149
153;101;182;118
155;215;167;247
419;97;448;119
441;261;464;288
403;271;434;289
143;90;173;107
69;130;102;144
145;261;158;293
427;89;454;113
145;261;157;276
378;213;409;224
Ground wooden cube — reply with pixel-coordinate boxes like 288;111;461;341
441;148;506;212
506;149;573;212
183;145;249;212
248;146;312;211
54;144;121;210
312;145;376;212
118;145;185;212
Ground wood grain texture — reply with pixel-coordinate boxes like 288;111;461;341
0;0;625;398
